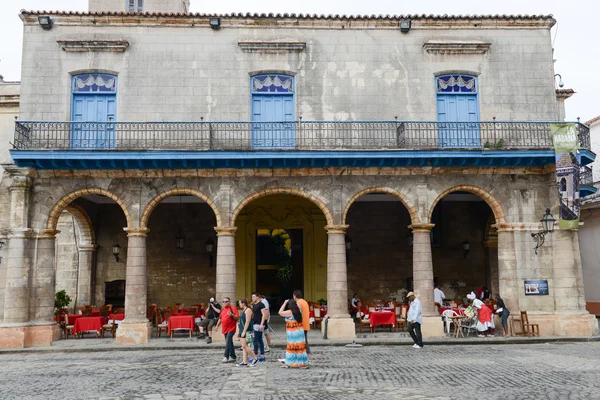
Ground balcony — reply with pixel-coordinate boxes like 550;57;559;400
580;165;597;197
10;120;594;170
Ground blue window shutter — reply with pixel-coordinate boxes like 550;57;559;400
436;96;447;122
284;97;294;121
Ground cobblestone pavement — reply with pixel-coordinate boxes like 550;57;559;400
1;343;600;400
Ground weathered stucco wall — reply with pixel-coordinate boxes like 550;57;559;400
18;15;557;122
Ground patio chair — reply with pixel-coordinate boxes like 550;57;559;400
64;313;75;339
99;306;110;320
395;305;408;332
359;305;373;333
114;308;125;315
520;311;540;337
313;305;323;330
101;318;116;338
157;310;171;338
441;309;458;334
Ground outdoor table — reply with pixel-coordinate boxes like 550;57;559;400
61;314;83;325
73;317;107;337
108;313;125;325
451;316;466;338
168;315;195;337
369;311;396;331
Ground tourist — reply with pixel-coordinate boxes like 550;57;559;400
260;294;271;352
406;291;423;349
278;298;309;368
350;293;362;319
251;292;267;362
198;297;221;344
467;292;493;337
293;289;311;361
496;295;511;337
215;297;238;363
475;285;484;299
433;284;445;306
237;298;258;367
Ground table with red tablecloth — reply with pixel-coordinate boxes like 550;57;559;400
309;308;328;321
73;317;107;336
168;315;195;335
369;311;396;329
59;314;83;325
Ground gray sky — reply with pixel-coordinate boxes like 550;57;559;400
0;0;597;122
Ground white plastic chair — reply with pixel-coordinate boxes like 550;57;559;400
441;309;458;334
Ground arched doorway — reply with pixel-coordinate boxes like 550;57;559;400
233;192;331;308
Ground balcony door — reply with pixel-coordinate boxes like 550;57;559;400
436;74;480;148
251;74;295;149
71;74;117;149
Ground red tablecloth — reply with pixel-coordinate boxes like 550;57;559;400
109;313;125;321
61;314;83;325
73;317;107;335
369;311;396;328
90;310;100;317
309;309;328;319
168;316;195;334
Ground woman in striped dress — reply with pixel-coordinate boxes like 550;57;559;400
278;298;309;368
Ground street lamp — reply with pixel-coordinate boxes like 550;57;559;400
554;74;564;88
531;208;556;254
205;237;215;267
462;240;471;259
112;243;121;262
345;235;352;262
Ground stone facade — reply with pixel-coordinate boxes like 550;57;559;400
0;8;596;348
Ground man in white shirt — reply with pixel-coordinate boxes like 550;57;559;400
433;285;445;306
406;291;423;348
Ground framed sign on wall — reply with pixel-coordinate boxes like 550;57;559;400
524;280;549;296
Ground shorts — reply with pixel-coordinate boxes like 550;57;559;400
199;318;216;331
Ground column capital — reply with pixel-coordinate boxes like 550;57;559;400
215;226;237;236
325;225;349;234
408;223;435;233
37;229;60;239
123;227;150;237
8;228;35;239
78;243;98;252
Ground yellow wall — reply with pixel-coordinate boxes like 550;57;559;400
235;195;327;302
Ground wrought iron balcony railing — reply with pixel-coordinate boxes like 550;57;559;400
581;165;594;186
12;120;590;152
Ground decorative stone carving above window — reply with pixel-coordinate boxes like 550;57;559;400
423;40;491;55
238;41;306;53
57;40;130;52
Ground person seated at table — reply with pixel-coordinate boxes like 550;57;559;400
467;292;493;337
350;293;362;319
198;297;221;344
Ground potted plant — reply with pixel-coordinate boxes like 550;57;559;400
54;290;72;322
317;298;327;306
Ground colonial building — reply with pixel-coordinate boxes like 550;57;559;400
0;0;597;348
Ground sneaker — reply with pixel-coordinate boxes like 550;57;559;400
258;356;265;362
229;357;237;363
248;357;255;363
412;344;419;348
278;358;286;363
206;337;212;344
221;357;229;363
477;334;485;338
250;358;258;367
237;363;248;367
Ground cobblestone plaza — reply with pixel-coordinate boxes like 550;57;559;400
2;342;599;399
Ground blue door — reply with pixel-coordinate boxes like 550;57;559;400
437;95;480;148
251;95;295;148
71;94;116;149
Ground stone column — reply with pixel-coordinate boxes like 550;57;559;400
483;237;499;297
76;244;97;307
496;224;520;314
33;230;59;322
214;227;237;303
409;223;444;337
324;225;355;339
116;227;150;345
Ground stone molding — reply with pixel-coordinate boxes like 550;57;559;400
408;223;435;233
140;188;222;228
238;41;306;53
78;244;98;252
494;222;548;232
124;227;150;237
37;229;60;239
57;40;130;52
214;227;237;236
423;40;491;54
8;228;35;239
324;225;349;234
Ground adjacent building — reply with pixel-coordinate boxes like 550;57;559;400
0;0;597;348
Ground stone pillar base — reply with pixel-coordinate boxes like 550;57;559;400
421;315;446;338
115;322;151;345
523;313;598;337
322;317;356;339
0;323;59;349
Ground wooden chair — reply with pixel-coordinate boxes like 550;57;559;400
146;305;157;326
99;306;110;320
520;311;540;337
396;305;408;332
156;310;171;338
81;308;92;317
312;305;323;329
114;308;125;315
101;318;116;338
105;304;113;312
77;306;85;314
359;304;376;333
64;314;75;339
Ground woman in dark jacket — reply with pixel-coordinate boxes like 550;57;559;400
496;295;511;337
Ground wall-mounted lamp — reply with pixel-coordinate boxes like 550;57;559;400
112;243;121;262
209;17;221;30
462;240;471;259
531;208;556;254
554;74;564;88
0;241;4;264
400;19;412;33
205;237;215;267
38;15;53;30
345;235;352;262
175;231;185;249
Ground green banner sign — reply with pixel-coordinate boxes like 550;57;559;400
551;123;580;229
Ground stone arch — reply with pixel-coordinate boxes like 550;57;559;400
342;186;420;225
47;188;131;231
64;203;95;245
231;188;334;226
140;188;222;228
428;185;506;224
